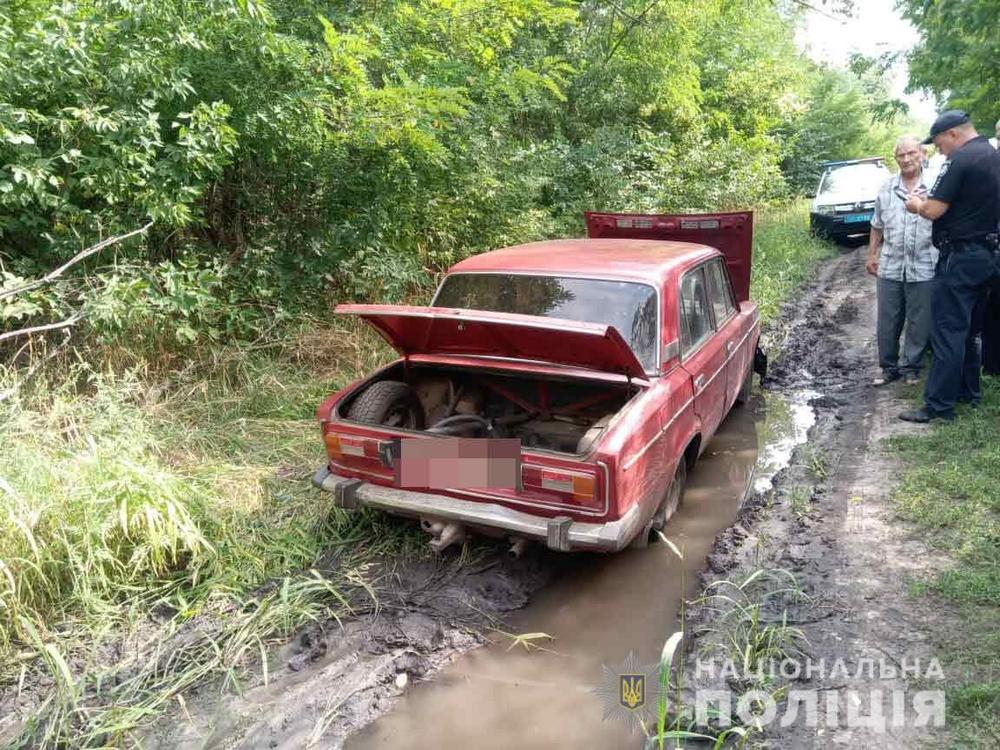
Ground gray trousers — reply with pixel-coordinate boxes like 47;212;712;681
877;277;933;377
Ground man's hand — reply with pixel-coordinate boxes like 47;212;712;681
904;193;924;214
867;226;883;276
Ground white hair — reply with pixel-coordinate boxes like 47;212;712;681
894;135;924;151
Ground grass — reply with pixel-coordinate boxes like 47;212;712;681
0;318;405;745
788;485;812;520
750;201;838;325
889;377;1000;748
694;568;806;681
0;202;835;746
799;444;828;481
645;568;806;750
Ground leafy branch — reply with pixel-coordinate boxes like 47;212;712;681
0;222;153;303
0;222;153;345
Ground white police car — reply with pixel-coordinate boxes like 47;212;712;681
809;158;891;243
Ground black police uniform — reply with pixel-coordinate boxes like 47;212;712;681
922;136;1000;416
982;137;1000;375
983;271;1000;375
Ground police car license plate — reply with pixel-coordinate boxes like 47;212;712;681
843;212;872;223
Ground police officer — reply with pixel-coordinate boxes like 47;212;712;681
899;110;1000;422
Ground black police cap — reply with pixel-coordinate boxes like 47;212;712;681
923;110;971;144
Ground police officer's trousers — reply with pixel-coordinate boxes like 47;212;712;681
925;244;1000;416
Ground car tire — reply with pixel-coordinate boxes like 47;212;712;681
629;459;687;549
347;380;425;430
734;361;753;406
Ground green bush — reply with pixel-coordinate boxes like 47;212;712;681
1;0;902;356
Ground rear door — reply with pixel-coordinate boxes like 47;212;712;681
678;265;728;439
584;211;754;301
703;257;746;408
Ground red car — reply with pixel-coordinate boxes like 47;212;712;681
314;211;765;553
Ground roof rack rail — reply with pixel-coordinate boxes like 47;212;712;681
820;157;886;169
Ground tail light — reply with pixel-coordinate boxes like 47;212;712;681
522;465;602;510
324;432;381;462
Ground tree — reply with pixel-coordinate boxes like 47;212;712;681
1;0;903;353
901;0;1000;128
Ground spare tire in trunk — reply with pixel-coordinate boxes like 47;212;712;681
347;380;425;430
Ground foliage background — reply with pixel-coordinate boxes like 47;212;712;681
0;3;919;743
902;0;1000;131
1;0;902;353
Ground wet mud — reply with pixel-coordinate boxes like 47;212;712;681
141;548;564;749
149;245;954;749
687;245;957;748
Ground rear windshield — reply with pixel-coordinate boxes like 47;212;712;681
818;164;888;195
433;273;658;371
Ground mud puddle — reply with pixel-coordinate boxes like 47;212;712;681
685;247;957;748
141;378;817;750
753;389;818;494
345;391;813;750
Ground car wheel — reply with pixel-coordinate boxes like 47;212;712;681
735;361;753;406
347;380;425;430
629;460;687;549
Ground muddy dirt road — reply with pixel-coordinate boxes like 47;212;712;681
152;245;953;749
345;396;811;750
690;245;956;749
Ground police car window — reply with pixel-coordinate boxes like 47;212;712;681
818;164;888;194
680;267;713;356
706;260;736;324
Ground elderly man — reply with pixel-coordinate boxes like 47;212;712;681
899;111;1000;422
866;136;937;386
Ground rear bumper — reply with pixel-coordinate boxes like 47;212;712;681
312;466;641;553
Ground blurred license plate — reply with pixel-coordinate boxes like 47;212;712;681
843;212;872;223
384;438;522;489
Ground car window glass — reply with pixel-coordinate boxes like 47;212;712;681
680;268;713;355
706;260;736;324
434;273;659;372
817;164;888;195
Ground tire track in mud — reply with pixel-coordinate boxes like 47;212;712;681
690;245;957;749
141;550;567;748
146;246;956;750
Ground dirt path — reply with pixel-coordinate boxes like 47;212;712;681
148;395;805;749
148;245;956;749
691;244;957;747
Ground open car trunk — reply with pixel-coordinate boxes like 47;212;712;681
335;304;650;380
336;362;637;456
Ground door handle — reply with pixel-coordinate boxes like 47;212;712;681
726;340;734;354
694;374;706;391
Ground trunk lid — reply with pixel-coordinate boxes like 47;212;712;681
336;304;649;380
584;210;754;301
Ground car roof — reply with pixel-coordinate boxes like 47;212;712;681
447;238;719;285
824;162;889;173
